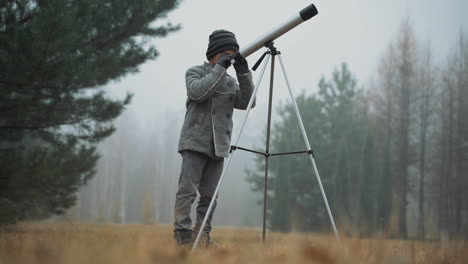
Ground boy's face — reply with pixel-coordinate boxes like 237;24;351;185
210;49;236;64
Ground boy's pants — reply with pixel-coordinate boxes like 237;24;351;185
174;150;224;234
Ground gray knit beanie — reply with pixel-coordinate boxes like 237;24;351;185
206;29;239;60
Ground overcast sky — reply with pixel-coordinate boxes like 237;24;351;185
106;0;468;135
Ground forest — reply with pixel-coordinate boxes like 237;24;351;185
248;22;468;240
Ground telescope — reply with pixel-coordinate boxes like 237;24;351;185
234;3;318;62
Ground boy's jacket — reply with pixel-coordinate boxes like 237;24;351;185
178;62;255;158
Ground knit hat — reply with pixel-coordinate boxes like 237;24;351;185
206;29;239;60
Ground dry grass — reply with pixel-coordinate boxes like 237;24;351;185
0;222;466;264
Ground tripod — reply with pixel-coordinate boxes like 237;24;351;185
192;42;340;250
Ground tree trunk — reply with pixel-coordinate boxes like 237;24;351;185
418;101;427;239
454;33;466;236
417;46;435;239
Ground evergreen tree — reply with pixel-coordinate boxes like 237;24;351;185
0;0;180;223
247;63;365;232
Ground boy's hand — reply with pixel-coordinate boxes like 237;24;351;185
217;53;233;69
233;54;249;74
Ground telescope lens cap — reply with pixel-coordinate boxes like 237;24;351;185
300;4;318;21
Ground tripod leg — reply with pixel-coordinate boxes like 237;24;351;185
192;54;271;251
277;54;341;242
263;53;277;242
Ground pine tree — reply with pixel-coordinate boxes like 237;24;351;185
0;0;180;223
247;63;363;232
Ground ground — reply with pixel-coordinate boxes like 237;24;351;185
0;223;466;264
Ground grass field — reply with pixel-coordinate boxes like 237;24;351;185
0;223;466;264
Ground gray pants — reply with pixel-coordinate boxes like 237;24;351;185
174;150;224;233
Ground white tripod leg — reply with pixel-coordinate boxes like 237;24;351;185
277;54;340;242
192;54;272;251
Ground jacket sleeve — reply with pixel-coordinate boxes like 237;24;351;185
234;71;256;110
185;64;226;103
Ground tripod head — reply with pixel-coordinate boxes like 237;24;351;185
251;41;281;71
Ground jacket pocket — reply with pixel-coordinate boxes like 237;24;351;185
192;112;206;137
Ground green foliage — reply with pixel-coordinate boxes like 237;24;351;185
0;0;180;223
1;136;98;220
247;63;383;233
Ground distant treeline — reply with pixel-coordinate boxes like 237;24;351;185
247;21;468;240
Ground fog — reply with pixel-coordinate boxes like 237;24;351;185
68;0;468;228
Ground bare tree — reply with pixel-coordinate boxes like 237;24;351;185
371;42;398;234
436;32;468;239
393;20;418;238
452;32;468;237
416;43;437;239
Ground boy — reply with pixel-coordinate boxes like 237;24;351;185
174;29;255;246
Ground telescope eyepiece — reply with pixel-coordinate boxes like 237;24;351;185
299;4;318;21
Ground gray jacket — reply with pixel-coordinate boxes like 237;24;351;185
178;62;255;158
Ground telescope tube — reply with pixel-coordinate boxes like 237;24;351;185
239;4;318;58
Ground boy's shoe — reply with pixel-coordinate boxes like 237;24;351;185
173;229;193;246
193;231;216;248
202;232;215;248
